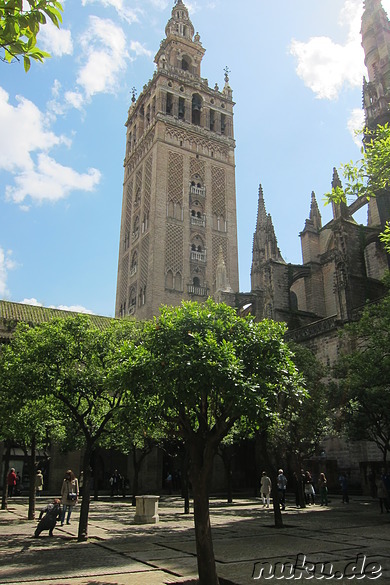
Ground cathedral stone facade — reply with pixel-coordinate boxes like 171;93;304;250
115;0;239;320
248;0;390;367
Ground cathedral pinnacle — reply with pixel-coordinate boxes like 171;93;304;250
256;184;267;230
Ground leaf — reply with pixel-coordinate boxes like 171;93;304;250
23;54;30;72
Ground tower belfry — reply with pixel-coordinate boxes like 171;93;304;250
362;0;390;128
115;0;239;319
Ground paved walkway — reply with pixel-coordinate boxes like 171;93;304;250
0;494;389;584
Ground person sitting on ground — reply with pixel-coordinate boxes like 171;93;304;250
34;499;61;538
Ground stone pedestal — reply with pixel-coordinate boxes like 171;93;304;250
134;495;160;524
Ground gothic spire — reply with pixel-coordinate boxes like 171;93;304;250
331;168;349;219
256;184;267;230
303;191;322;232
252;184;284;264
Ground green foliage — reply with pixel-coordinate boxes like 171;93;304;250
269;343;330;463
140;299;304;444
324;124;390;253
0;0;63;70
0;316;143;449
333;291;390;461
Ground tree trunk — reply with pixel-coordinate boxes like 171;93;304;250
78;447;93;541
27;436;36;520
190;440;219;585
91;447;100;501
220;448;233;504
1;442;11;510
181;450;190;514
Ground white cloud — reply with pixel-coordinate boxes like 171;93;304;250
76;16;129;98
39;20;73;57
5;153;101;205
64;90;85;110
129;40;153;58
0;86;101;205
290;0;365;100
54;304;95;314
347;108;365;146
0;248;16;297
81;0;140;24
0;87;68;174
21;298;95;314
149;0;169;10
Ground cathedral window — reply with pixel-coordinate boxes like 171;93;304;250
165;270;174;289
210;109;215;131
221;113;226;135
178;97;185;120
130;251;138;276
166;92;173;115
192;94;202;126
146;105;150;123
142;212;149;233
129;287;137;314
175;272;182;291
132;216;140;242
182;56;190;71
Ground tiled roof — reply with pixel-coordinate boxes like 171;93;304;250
0;300;114;331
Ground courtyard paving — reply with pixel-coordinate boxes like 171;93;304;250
0;494;389;584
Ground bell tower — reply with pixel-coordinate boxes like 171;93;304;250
361;0;390;237
115;0;239;319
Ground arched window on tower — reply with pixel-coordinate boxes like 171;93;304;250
192;94;202;126
166;92;173;115
130;251;138;276
132;216;140;242
182;56;191;71
166;270;174;289
129;287;137;314
175;272;182;291
178;97;185;120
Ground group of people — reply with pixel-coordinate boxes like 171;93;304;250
260;468;330;509
33;469;79;538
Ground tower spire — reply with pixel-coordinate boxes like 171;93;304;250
331;168;349;219
256;184;267;230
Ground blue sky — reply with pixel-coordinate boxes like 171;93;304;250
0;0;387;317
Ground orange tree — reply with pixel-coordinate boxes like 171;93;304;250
0;315;145;541
121;299;304;585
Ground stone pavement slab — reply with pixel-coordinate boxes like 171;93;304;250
0;496;389;584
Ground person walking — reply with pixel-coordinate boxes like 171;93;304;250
7;468;17;498
319;472;329;506
260;471;272;508
277;469;287;511
304;471;315;505
60;469;79;525
339;473;349;504
376;471;390;513
109;469;122;497
35;470;44;497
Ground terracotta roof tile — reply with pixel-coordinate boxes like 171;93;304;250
0;300;114;331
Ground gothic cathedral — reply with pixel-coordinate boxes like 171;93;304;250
115;0;239;320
